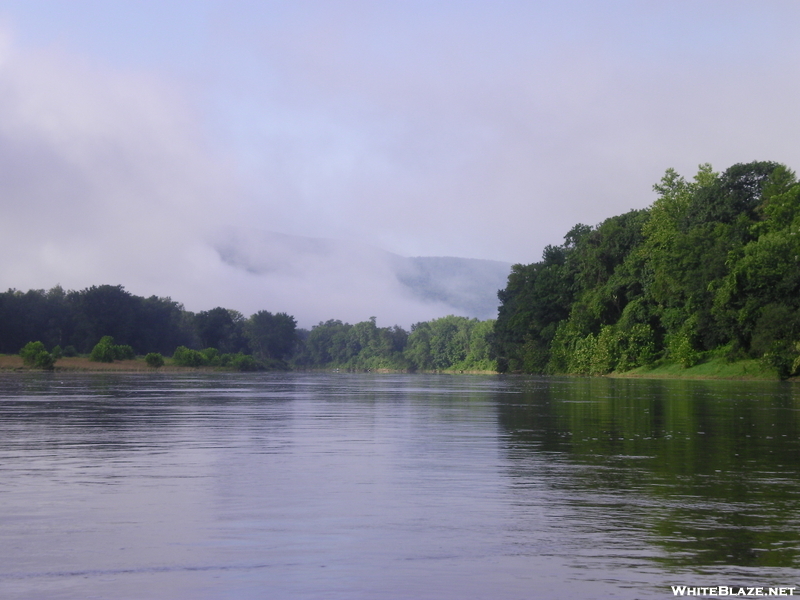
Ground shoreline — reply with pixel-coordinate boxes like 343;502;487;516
1;355;797;382
0;356;223;373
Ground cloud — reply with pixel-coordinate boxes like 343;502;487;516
0;26;505;327
207;1;800;263
0;30;265;318
2;2;800;327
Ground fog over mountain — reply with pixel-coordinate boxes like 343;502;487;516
2;3;799;330
214;229;511;325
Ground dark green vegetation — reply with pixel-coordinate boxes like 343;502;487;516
89;336;134;363
1;285;300;371
144;352;165;368
19;341;55;370
293;315;495;371
2;285;495;372
7;160;799;378
494;161;800;378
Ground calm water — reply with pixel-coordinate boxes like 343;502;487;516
1;373;799;599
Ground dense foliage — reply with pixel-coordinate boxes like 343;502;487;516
14;161;794;377
494;161;800;378
1;284;299;370
293;315;496;371
2;284;495;372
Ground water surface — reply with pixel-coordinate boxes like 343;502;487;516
1;373;799;599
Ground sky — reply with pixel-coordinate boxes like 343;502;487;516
1;0;799;327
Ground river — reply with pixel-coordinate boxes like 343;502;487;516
1;372;798;599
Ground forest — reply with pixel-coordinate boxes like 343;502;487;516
0;284;495;372
3;160;799;378
494;161;800;378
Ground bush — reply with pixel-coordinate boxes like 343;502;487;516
20;341;55;369
114;344;135;360
200;347;221;366
62;345;77;357
20;341;47;366
230;353;261;371
172;346;206;367
90;336;117;362
667;331;700;368
89;336;136;362
761;340;799;379
34;351;55;369
145;353;165;368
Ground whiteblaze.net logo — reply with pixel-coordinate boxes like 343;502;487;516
671;586;797;597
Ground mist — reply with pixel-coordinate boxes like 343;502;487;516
1;2;799;327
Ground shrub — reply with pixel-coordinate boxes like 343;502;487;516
34;351;55;369
230;353;260;372
145;353;165;368
20;341;55;369
761;340;798;379
89;337;136;362
172;346;206;367
90;336;117;363
20;341;47;366
667;331;700;368
114;345;135;360
62;345;77;357
201;347;221;366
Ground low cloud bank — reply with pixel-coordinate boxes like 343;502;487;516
0;31;507;328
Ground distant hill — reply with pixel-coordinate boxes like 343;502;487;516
392;255;511;319
214;229;511;322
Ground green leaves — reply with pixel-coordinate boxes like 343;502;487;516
496;160;800;377
89;336;134;362
20;341;55;369
144;352;165;368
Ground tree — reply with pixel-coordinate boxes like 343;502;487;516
70;285;138;352
245;311;297;360
194;307;248;353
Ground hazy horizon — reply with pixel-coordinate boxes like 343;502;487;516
1;1;799;325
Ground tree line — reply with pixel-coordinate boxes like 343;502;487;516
0;285;298;368
8;160;798;377
493;161;800;378
0;284;496;371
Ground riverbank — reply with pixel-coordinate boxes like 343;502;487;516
609;356;791;381
3;354;797;382
0;355;207;372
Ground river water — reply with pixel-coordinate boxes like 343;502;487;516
0;372;799;599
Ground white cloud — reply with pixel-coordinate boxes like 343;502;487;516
2;2;800;325
0;27;503;327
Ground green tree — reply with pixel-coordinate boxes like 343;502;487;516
245;311;297;360
194;307;248;354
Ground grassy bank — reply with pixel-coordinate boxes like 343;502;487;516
610;356;783;381
3;354;795;382
0;355;220;372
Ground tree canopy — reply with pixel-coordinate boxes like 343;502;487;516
494;161;800;378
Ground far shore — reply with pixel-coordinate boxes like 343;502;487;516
1;354;797;382
0;355;202;372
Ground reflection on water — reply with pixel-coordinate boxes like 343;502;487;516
0;373;798;599
499;377;800;572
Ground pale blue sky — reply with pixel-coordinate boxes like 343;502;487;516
1;1;799;322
